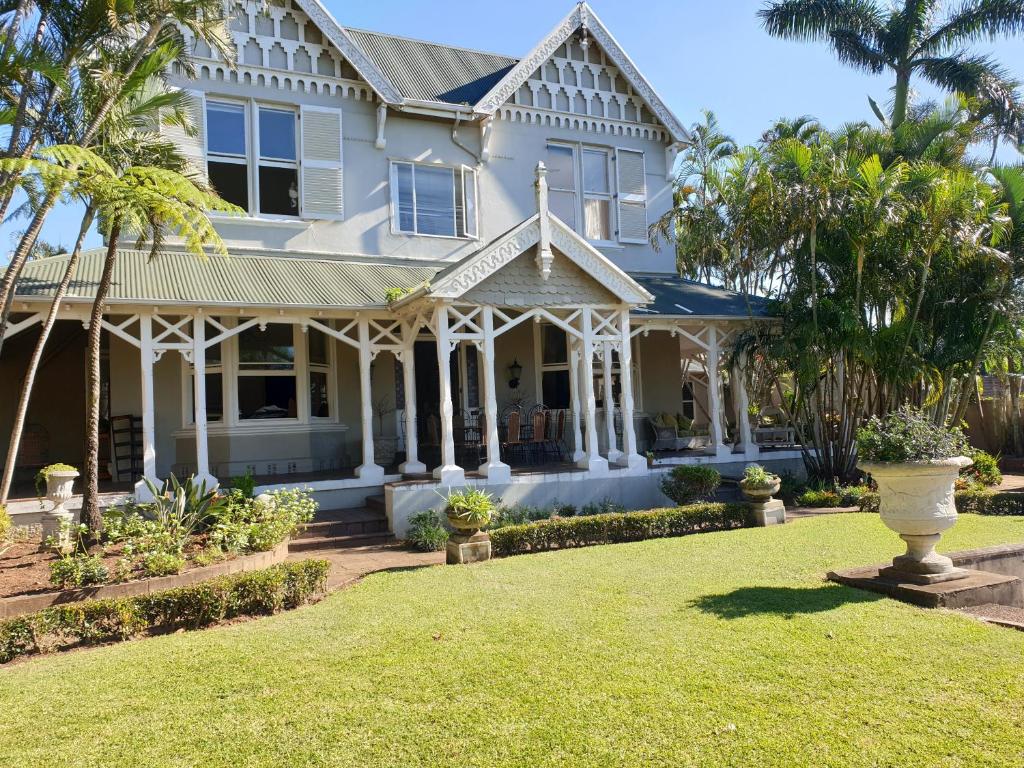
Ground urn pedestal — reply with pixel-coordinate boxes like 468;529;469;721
40;470;79;553
741;479;786;526
859;458;972;585
446;530;492;564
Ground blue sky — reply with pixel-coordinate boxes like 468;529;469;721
5;0;1023;260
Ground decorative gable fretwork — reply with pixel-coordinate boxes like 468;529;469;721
180;0;375;101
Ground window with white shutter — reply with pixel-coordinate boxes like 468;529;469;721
615;148;648;244
299;105;344;220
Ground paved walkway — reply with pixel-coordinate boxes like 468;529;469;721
287;544;444;590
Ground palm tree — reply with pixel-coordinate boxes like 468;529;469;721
759;0;1024;129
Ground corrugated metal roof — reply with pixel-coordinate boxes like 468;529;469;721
630;273;771;319
13;248;440;308
345;28;517;105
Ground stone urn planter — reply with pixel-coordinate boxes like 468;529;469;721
859;457;972;583
739;466;785;526
441;488;494;565
40;468;79;552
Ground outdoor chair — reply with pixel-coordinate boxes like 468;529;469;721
528;409;548;464
501;409;524;465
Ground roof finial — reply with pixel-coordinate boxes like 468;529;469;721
535;162;553;281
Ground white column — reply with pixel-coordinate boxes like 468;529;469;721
433;305;465;484
602;341;622;462
191;314;217;489
356;316;384;481
616;309;645;469
577;310;609;474
733;353;759;460
704;325;732;459
398;340;426;475
478;306;511;482
134;315;159;501
568;340;584;463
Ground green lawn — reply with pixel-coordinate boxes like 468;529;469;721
2;515;1024;767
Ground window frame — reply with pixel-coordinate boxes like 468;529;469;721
389;159;480;241
545;141;621;248
253;102;300;219
181;322;338;431
205;98;251;214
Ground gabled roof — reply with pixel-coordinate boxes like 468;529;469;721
13;249;438;309
630;273;771;319
473;3;688;143
401;213;653;306
344;28;517;105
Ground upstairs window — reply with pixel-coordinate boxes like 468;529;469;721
390;161;478;239
257;106;299;216
206;101;249;211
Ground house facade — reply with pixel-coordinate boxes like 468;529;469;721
3;2;802;532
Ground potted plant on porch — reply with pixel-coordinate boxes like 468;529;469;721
856;406;972;584
440;488;495;564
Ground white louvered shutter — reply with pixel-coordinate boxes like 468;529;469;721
299;105;344;220
161;90;206;182
615;148;647;244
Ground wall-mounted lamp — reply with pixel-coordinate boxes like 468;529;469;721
507;359;523;389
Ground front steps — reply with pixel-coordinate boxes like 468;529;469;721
291;502;394;552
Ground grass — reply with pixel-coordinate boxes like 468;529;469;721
2;514;1024;767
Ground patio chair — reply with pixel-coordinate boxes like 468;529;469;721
547;409;567;461
501;409;524;466
528;409;548;465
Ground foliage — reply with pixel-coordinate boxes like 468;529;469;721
659;465;722;505
489;502;753;557
141;552;185;578
954;487;1024;516
49;553;108;588
34;462;77;497
208;489;317;554
229;468;257;500
141;474;224;554
441;488;495;529
964;449;1002;487
579;498;625;516
741;464;778;489
405;511;449;552
384;287;410;304
0;505;10;542
856;405;969;462
1;560;329;664
796;488;842;508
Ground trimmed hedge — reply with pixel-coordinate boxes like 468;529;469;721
0;559;329;664
488;502;754;557
857;488;1024;517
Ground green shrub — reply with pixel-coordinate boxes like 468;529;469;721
0;504;10;541
859;487;1024;516
49;553;109;588
777;471;804;502
856;405;968;462
208;488;316;554
795;488;842;508
141;551;185;578
406;511;449;552
488;502;753;557
0;560;329;664
659;465;722;505
579;497;626;516
858;492;880;513
229;468;257;499
963;450;1002;487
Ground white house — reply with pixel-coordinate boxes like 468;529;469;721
2;2;802;537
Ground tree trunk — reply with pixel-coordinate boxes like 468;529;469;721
0;208;95;504
892;68;911;129
81;224;119;542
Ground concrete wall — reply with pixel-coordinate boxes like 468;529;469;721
387;455;808;538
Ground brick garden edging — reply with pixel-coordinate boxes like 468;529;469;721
0;540;290;619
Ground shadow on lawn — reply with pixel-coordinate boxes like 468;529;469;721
689;584;883;619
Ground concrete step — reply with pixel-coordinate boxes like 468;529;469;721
289;532;396;552
297;507;388;540
365;494;386;513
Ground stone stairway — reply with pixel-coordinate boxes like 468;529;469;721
290;495;392;552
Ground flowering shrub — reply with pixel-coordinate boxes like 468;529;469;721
208;488;317;554
856;406;969;463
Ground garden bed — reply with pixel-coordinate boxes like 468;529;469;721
0;540;290;619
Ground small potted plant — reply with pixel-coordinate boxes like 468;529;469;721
856;406;972;582
36;463;79;551
740;464;781;502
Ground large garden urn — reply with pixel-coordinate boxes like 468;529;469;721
442;489;494;565
41;468;79;552
859;457;972;583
